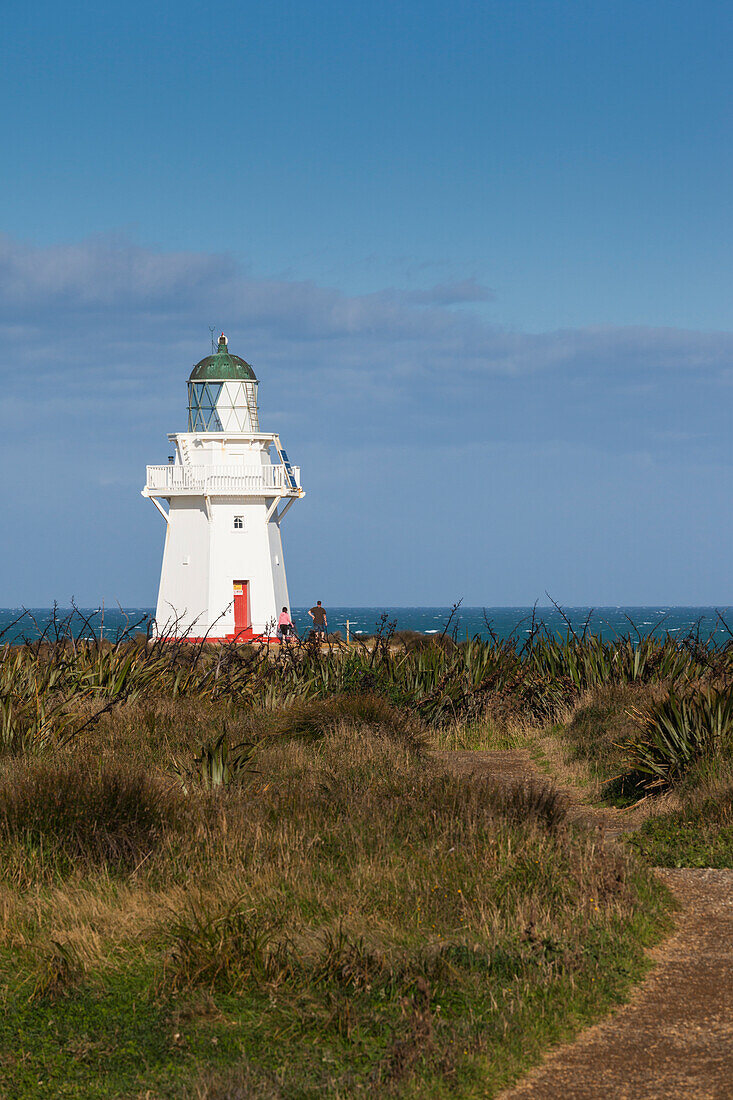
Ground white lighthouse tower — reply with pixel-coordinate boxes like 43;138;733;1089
142;334;304;641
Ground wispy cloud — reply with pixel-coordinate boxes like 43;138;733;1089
1;233;731;396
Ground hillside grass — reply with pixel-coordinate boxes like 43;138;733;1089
0;696;672;1098
2;615;731;1095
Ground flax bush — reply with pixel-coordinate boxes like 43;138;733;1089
624;684;733;790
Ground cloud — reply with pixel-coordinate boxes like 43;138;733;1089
0;233;731;397
0;234;237;313
399;278;496;305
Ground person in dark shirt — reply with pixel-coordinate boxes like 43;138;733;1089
308;600;328;637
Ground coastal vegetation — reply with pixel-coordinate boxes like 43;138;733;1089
0;608;730;1096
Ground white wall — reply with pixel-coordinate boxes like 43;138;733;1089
172;434;274;468
207;497;291;635
268;518;290;618
155;498;210;634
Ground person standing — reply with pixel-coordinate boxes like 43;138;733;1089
308;600;328;638
277;606;295;642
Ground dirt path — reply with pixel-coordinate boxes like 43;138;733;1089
435;749;733;1100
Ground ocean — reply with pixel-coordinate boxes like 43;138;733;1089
0;606;731;646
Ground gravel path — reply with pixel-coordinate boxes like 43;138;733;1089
435;748;733;1100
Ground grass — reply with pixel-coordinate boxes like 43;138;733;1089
2;613;730;1095
0;905;669;1099
431;717;529;751
0;759;186;880
625;761;733;867
628;806;733;868
0;705;672;1098
271;691;424;746
516;681;733;867
549;683;664;797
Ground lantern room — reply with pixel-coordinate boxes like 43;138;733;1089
187;333;260;433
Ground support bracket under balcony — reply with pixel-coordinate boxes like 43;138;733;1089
265;496;283;523
146;494;169;524
275;497;297;524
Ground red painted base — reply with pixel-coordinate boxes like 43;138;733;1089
157;633;280;645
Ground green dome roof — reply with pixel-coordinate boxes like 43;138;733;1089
189;334;257;382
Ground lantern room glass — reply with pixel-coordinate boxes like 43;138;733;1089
188;382;223;431
187;380;260;433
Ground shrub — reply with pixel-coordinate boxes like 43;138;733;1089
173;730;257;791
624;685;733;790
0;695;75;755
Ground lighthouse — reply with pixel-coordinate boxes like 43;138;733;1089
142;334;304;640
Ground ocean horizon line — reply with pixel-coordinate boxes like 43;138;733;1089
2;604;732;645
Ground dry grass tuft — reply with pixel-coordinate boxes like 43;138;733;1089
183;1065;284;1100
0;758;186;878
484;779;568;832
272;692;425;749
164;897;294;993
25;937;85;1002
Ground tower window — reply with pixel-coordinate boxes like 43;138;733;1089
233;516;244;530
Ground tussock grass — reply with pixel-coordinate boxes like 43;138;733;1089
543;683;665;801
273;691;424;747
0;758;186;880
25;937;85;1002
164;899;294;993
482;778;567;831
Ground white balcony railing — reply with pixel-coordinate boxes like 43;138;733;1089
145;463;301;496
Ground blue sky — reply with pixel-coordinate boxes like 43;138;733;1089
1;0;731;607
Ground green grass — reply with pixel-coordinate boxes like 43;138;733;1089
628;814;733;868
0;883;670;1099
627;785;733;868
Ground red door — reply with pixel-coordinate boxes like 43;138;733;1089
233;581;251;638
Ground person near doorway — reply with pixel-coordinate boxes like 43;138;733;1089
278;606;295;642
308;600;328;638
